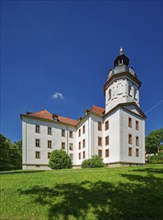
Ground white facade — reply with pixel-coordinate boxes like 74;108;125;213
21;49;146;169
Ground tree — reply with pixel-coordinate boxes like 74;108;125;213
146;128;163;154
0;134;22;171
49;149;72;169
0;134;10;171
9;141;22;170
81;155;104;168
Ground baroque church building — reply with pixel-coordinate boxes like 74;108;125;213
20;49;146;169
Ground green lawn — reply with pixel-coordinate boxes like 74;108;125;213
0;165;163;220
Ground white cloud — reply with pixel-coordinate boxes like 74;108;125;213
52;92;64;100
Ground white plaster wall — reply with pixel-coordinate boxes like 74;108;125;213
75;118;89;165
90;115;103;157
120;109;145;164
22;117;76;169
103;109;121;163
105;78;139;113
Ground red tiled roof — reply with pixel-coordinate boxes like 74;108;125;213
58;116;78;126
21;110;78;126
89;105;105;116
20;105;104;126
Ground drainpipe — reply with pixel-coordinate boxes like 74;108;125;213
26;121;27;169
67;125;69;155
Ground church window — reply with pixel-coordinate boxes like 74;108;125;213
47;140;52;148
69;131;73;138
105;136;109;146
109;89;112;100
128;117;132;128
98;122;102;131
35;125;40;133
48;152;51;159
136;136;139;146
61;142;65;150
105;149;109;157
136;121;139;130
128;134;132;144
128;148;132;156
83;139;85;148
98;137;102;146
79;153;81;160
105;120;109;130
35;151;40;159
35;139;40;147
136;149;139;157
48;127;52;135
83;151;85;159
69;143;73;151
61;129;65;137
98;149;102;158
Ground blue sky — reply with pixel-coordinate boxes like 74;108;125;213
0;1;162;142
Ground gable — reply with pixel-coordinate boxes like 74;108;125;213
121;103;146;119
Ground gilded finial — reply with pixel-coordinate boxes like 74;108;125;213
120;47;123;55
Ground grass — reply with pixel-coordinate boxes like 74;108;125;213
0;164;163;220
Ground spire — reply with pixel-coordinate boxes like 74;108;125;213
120;47;123;55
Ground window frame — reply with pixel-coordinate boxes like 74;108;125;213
136;120;139;130
98;137;102;146
48;152;51;159
69;143;73;151
47;127;52;135
98;149;102;158
136;148;139;157
128;134;132;145
83;139;85;148
69;131;73;138
35;139;40;147
35;125;40;133
105;120;109;131
61;142;65;150
61;129;65;137
83;125;85;134
47;140;52;148
128;117;132;128
35;151;40;159
105;136;109;146
128;147;132;156
98;122;102;131
136;136;139;146
83;151;85;159
105;149;109;157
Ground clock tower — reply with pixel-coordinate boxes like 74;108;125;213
104;48;141;113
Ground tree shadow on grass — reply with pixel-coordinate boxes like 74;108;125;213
0;170;45;175
19;172;163;220
133;167;163;174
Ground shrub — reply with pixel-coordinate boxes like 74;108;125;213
81;155;104;168
147;152;163;164
49;150;72;169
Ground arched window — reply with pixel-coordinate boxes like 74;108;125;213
109;89;111;100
